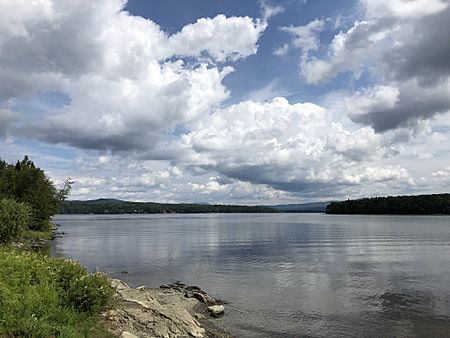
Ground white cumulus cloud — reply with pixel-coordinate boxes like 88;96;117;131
0;0;267;152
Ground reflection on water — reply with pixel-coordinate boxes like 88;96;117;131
52;213;450;337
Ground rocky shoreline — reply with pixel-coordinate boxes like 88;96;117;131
104;279;233;338
48;223;232;337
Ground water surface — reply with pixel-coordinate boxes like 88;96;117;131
52;213;450;337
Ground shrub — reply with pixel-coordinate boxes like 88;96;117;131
0;248;115;337
50;257;88;290
66;272;115;314
48;258;114;314
0;198;31;243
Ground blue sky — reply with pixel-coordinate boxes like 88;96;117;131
124;0;360;104
1;0;450;203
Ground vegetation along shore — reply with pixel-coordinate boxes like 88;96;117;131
0;156;231;337
60;198;277;214
326;193;450;215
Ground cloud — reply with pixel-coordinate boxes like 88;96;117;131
24;65;233;150
363;0;448;19
273;19;324;58
279;19;324;53
293;0;450;131
177;97;414;195
273;43;290;57
2;0;447;202
0;110;19;136
167;14;267;62
259;0;285;21
0;0;266;151
300;19;394;84
347;80;450;131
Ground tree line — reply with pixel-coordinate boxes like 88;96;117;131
60;199;278;214
326;193;450;215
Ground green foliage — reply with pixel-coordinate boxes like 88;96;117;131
50;257;87;291
326;193;450;215
60;198;279;214
0;156;70;231
20;229;54;242
0;198;31;243
56;178;73;204
0;247;114;337
48;258;114;314
66;272;114;314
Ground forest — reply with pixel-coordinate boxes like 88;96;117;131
326;193;450;215
60;199;278;214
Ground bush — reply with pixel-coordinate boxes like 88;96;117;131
66;272;115;314
0;198;31;243
0;248;115;337
49;257;114;313
51;257;87;290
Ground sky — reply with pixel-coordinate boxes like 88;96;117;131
1;0;450;204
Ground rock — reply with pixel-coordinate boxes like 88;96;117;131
214;298;227;305
108;280;206;337
195;313;206;320
189;285;202;292
207;305;225;317
136;286;145;291
106;279;232;337
192;291;209;304
121;332;139;338
177;284;218;305
111;279;130;291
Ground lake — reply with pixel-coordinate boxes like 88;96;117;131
52;213;450;337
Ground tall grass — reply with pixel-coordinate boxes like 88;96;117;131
0;247;115;338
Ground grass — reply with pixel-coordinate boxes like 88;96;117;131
0;246;116;338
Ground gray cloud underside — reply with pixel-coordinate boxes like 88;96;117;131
383;8;450;85
370;6;450;131
0;110;19;136
351;81;450;132
299;1;450;131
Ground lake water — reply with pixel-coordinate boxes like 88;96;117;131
52;213;450;337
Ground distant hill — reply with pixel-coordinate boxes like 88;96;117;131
72;198;123;204
59;199;278;214
326;193;450;215
268;202;331;213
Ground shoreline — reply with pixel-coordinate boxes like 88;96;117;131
48;224;233;338
105;279;233;338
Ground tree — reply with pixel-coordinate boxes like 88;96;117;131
56;178;73;204
0;156;70;231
